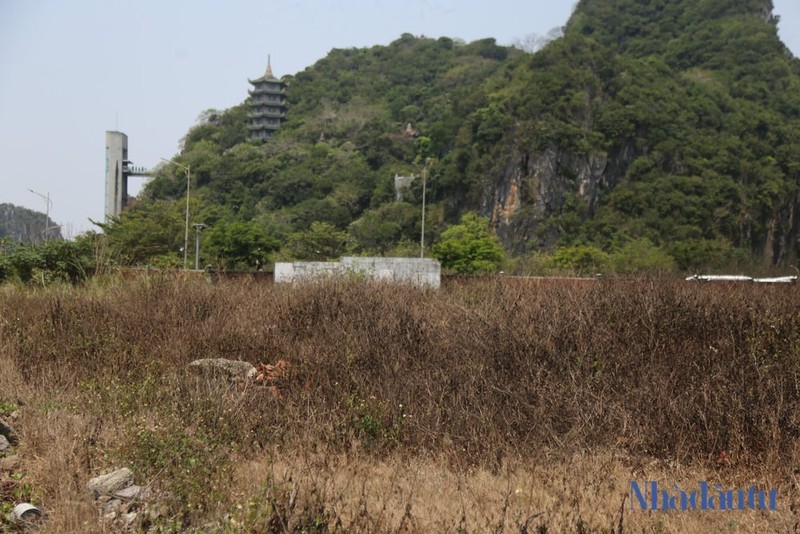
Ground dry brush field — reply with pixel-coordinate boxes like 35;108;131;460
1;274;800;532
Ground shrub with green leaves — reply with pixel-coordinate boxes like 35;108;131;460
432;212;505;274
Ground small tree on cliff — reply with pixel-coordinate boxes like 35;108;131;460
433;212;505;274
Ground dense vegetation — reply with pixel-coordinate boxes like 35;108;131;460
480;0;800;268
6;0;796;280
2;276;799;530
100;35;516;273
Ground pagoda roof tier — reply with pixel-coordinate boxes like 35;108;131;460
248;110;287;119
248;85;286;95
248;123;280;131
249;100;289;109
248;75;283;84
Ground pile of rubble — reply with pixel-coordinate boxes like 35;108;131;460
87;468;158;530
188;357;292;395
3;359;290;529
1;409;48;529
0;410;37;527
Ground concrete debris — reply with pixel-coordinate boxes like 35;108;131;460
188;358;257;380
99;496;123;516
0;420;18;446
114;484;152;501
120;511;139;528
9;503;42;524
0;454;18;470
88;468;134;499
89;469;156;530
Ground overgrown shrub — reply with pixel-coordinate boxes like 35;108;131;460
3;276;800;529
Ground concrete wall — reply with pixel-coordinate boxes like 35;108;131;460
275;257;441;288
274;261;341;283
341;257;440;288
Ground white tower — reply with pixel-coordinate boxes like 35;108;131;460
105;131;128;220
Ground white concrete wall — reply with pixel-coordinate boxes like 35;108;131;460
274;261;341;283
341;257;441;288
275;257;440;288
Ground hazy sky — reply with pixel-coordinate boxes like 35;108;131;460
1;0;798;237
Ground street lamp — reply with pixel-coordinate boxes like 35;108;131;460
420;157;434;258
192;223;206;271
161;157;191;270
28;189;53;241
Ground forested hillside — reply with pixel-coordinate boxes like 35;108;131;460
100;0;800;274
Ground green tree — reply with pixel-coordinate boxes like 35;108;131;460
98;200;185;265
668;238;748;272
286;222;347;260
609;238;676;274
206;221;280;270
546;245;610;274
432;212;505;274
348;202;419;254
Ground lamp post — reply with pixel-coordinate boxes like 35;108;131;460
161;157;191;270
420;157;434;258
28;189;52;241
192;223;206;271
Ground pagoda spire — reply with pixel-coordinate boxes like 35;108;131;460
265;55;273;79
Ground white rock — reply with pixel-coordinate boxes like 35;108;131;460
100;498;122;516
188;358;256;380
120;511;139;528
88;468;134;499
114;484;151;501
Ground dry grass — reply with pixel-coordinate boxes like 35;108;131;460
228;450;798;532
1;274;800;532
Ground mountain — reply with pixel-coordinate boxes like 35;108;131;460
472;0;800;267
0;203;62;243
112;0;800;271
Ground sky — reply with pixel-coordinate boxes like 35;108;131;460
1;1;798;238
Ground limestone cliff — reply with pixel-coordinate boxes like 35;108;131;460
0;204;61;244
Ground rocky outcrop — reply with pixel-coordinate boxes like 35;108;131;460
482;140;637;252
0;203;61;243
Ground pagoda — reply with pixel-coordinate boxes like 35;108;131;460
248;56;287;141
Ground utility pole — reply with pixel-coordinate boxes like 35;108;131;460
193;223;206;271
28;189;52;241
420;157;434;258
